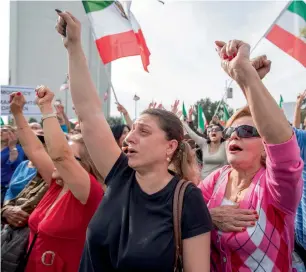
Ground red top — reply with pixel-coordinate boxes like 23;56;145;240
26;174;103;272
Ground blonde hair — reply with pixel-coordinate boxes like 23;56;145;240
226;105;252;128
225;105;266;166
141;109;200;183
70;134;105;185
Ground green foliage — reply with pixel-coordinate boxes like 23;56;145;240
192;98;233;125
28;117;38;123
107;116;124;127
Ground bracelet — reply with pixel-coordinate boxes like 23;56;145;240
41;113;57;122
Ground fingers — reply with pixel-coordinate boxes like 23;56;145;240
55;10;75;26
235;208;257;215
17;209;30;218
215;40;226;51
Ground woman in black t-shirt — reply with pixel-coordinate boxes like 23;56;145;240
55;10;212;272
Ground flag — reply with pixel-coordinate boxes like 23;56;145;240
82;1;151;71
222;104;230;122
122;115;127;125
182;102;187;119
265;0;306;67
133;94;140;101
197;105;207;133
279;95;284;108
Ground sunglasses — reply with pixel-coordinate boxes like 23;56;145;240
223;125;260;140
207;127;222;133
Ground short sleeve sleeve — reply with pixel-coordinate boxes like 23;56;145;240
105;153;132;186
181;184;212;239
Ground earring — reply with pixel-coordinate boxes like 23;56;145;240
166;157;171;162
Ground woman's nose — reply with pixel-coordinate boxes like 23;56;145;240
229;130;239;140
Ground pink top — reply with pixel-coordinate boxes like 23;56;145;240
198;134;303;272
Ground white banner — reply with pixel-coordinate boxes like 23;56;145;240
1;85;41;116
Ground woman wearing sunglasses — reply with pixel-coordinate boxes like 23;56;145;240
183;117;227;179
199;40;303;271
10;89;104;272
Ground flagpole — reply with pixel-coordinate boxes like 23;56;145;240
226;0;291;88
215;0;291;116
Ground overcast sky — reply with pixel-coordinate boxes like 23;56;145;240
1;0;305;119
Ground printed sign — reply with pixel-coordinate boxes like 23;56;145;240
1;85;41;116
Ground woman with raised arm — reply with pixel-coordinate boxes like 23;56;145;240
199;40;303;271
182;107;227;179
9;90;103;272
56;10;212;272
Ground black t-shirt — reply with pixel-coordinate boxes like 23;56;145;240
79;153;212;272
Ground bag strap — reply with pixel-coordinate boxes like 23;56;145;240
173;179;192;271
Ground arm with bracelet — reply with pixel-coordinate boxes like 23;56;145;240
9;92;54;185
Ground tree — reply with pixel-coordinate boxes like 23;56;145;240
107;116;124;127
29;117;38;123
192;98;233;126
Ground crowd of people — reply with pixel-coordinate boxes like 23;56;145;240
1;9;305;272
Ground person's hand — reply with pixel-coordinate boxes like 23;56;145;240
117;103;128;115
36;86;55;112
7;131;18;150
251;55;271;80
296;90;306;108
55;10;81;49
171;100;180;115
10;92;26;115
210;205;258;232
148;102;157;109
188;106;194;122
157;103;164;110
215;40;253;82
2;206;29;227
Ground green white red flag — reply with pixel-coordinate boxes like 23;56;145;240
266;0;306;67
82;1;151;71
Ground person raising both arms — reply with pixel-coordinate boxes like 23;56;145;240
55;10;212;272
199;40;303;271
9;89;104;272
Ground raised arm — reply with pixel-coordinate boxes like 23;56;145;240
215;40;292;144
117;103;133;129
36;86;94;204
55;10;121;179
9;93;54;184
293;91;306;128
183;122;206;148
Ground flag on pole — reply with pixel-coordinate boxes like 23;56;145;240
265;0;306;67
197;105;207;133
222;104;230;122
279;94;284;108
82;1;151;71
133;94;140;101
182;102;187;119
